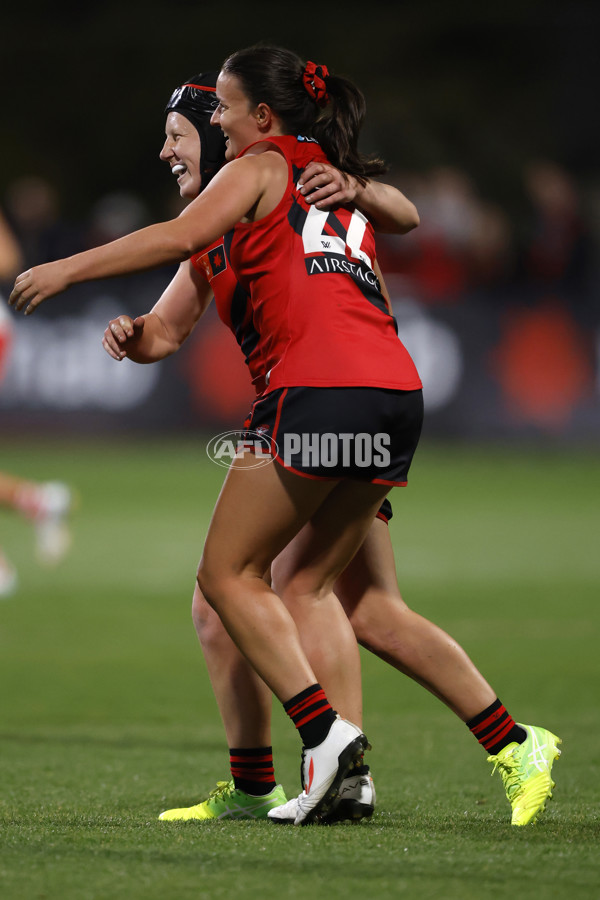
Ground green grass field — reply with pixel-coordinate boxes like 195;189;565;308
1;438;599;900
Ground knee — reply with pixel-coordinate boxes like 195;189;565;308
192;582;213;634
196;554;248;616
271;559;328;606
192;581;229;652
196;555;222;610
345;589;409;649
345;602;376;646
269;556;289;599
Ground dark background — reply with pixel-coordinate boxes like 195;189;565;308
1;0;599;441
2;0;599;216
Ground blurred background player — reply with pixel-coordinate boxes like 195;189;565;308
0;208;74;597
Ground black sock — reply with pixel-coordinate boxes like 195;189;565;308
466;699;527;755
283;683;336;749
229;746;276;795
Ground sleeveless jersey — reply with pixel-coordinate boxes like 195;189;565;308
191;238;266;395
227;134;421;394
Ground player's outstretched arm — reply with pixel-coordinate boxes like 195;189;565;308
299;161;419;234
8;154;274;316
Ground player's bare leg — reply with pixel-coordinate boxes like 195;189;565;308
334;517;496;720
197;456;385;701
271;517;370;726
158;583;288;824
0;470;74;567
331;517;561;828
192;584;274;747
193;578;363;738
269;512;495;825
161;551;366;822
197;455;387;823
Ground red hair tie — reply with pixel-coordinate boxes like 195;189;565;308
302;61;330;107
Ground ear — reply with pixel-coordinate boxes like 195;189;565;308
255;102;274;132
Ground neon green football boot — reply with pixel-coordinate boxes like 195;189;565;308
158;780;288;821
488;723;562;826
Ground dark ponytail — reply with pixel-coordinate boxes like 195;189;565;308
312;74;387;184
221;44;387;183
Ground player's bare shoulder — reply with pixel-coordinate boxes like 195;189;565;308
243;143;288;178
237;146;288;219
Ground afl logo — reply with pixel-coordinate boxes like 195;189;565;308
206;429;278;469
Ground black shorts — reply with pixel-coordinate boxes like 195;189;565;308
376;497;393;523
245;386;423;486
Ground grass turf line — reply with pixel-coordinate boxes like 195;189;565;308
1;438;599;900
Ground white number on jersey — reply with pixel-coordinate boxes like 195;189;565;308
300;205;372;268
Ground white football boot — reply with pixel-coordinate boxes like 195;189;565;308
269;767;376;824
330;767;376;821
291;716;369;826
32;482;74;566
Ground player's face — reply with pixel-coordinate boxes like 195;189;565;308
160;112;202;199
211;72;262;161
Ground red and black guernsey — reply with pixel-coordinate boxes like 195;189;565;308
227;134;422;395
191;238;266;395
